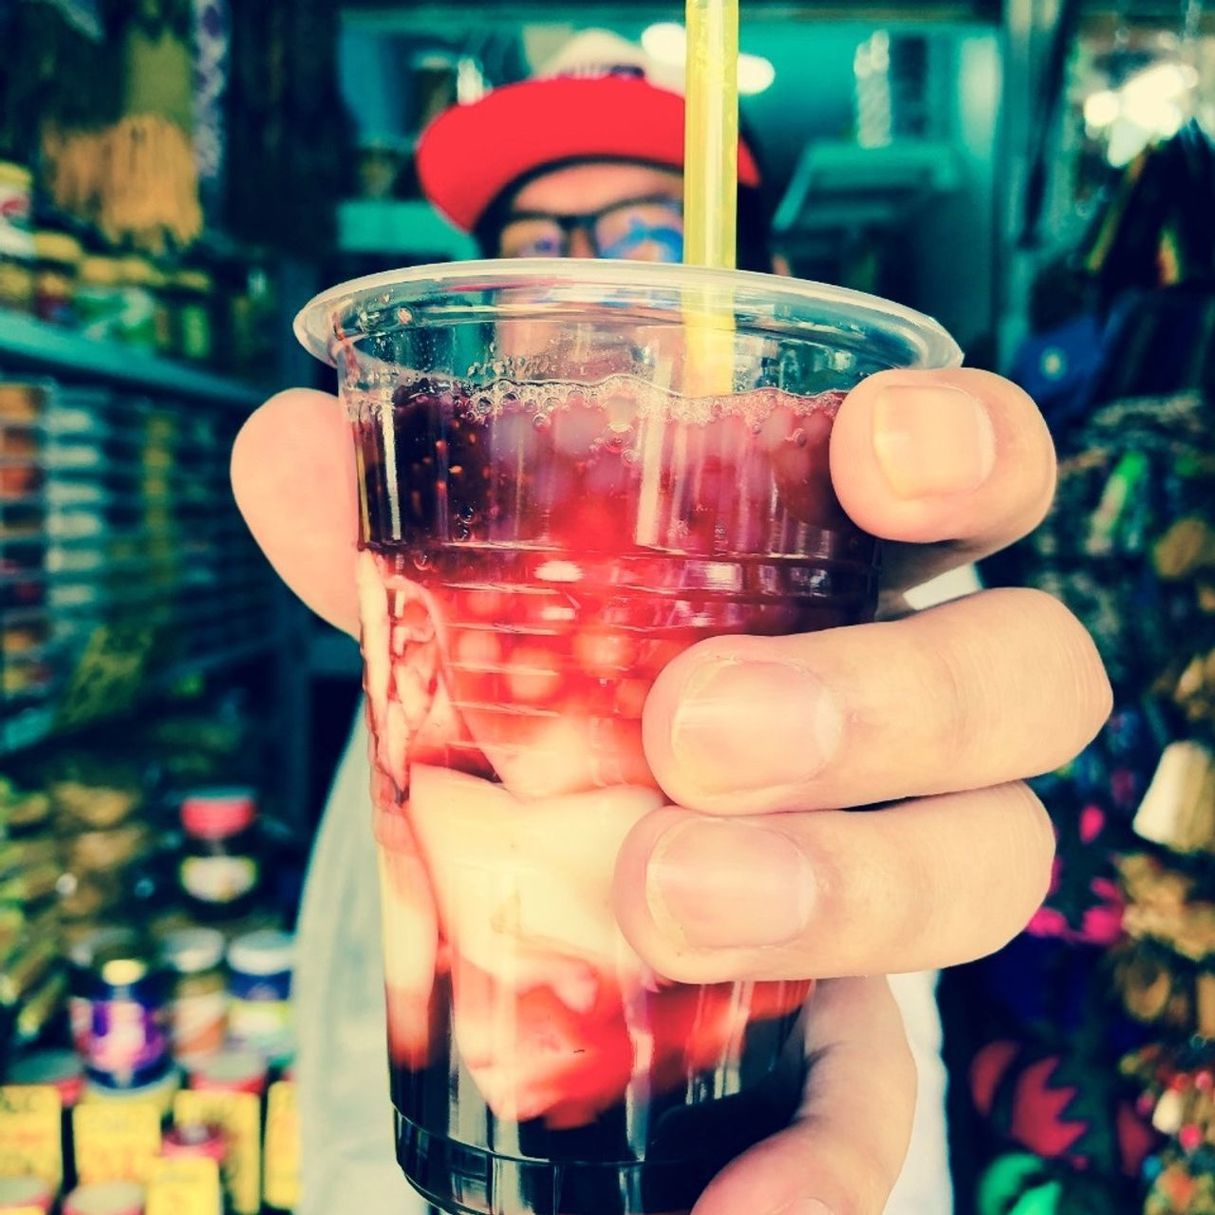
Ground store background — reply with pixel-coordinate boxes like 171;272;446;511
2;1;1215;1213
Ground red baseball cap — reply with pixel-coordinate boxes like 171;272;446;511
417;29;762;233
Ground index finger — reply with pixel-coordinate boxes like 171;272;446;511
832;368;1056;594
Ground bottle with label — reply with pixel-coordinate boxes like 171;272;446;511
0;160;35;313
188;1047;267;1097
32;229;82;325
179;789;261;921
162;928;227;1063
67;927;140;1059
226;931;293;1068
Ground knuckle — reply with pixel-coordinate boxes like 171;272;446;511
968;587;1113;749
1005;782;1058;905
930;643;978;768
1020;588;1114;736
896;620;977;771
968;783;1057;954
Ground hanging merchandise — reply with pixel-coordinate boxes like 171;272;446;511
957;111;1215;1215
1078;121;1215;305
0;159;35;311
40;0;203;254
1005;120;1215;449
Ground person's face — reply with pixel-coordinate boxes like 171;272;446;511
493;163;685;262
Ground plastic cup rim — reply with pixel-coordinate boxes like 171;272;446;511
293;257;963;373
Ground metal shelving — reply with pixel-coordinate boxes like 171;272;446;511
1;316;281;766
0;313;266;410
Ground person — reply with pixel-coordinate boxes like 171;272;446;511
231;31;1112;1215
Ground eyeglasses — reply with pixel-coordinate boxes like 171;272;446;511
497;194;685;263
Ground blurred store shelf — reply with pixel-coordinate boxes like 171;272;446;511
0;313;265;410
0;356;280;764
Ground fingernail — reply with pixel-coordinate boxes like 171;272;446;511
772;1201;834;1215
646;819;815;948
872;382;996;499
670;661;843;792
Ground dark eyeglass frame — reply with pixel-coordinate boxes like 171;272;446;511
496;193;685;257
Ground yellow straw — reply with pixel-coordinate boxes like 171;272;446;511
682;0;739;397
683;0;740;269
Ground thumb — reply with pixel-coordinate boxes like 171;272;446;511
693;978;916;1215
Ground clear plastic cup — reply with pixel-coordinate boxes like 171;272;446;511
296;259;961;1215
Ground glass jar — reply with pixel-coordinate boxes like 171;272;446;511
188;1045;267;1096
162;926;227;1061
33;230;82;325
66;926;139;1057
179;787;261;920
226;929;293;1066
0;160;35;313
83;945;171;1090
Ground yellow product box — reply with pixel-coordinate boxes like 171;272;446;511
263;1080;299;1212
72;1101;162;1184
174;1089;260;1215
0;1085;62;1189
146;1155;223;1215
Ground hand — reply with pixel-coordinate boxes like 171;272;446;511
232;369;1111;1215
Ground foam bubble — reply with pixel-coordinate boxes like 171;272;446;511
351;376;845;438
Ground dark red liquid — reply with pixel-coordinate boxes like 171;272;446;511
353;376;878;1213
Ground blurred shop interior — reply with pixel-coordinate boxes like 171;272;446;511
2;1;1215;1213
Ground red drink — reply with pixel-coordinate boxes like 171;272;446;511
356;374;876;1214
295;259;960;1215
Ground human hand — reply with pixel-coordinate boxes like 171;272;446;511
232;369;1110;1215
